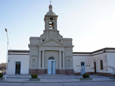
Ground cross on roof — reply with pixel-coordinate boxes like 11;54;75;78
50;0;52;5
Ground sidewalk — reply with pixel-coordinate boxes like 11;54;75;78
0;74;114;83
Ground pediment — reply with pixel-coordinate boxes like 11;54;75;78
40;39;64;47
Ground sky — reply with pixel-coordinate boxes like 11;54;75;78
0;0;115;63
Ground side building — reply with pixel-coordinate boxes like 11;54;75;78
8;50;29;74
8;48;115;76
73;48;115;76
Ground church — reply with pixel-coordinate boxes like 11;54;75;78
7;4;115;76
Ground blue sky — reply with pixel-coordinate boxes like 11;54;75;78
0;0;115;63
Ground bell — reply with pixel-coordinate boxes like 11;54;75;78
49;22;53;26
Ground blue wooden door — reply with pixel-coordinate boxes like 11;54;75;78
48;59;55;74
52;61;55;74
81;62;85;74
48;60;51;74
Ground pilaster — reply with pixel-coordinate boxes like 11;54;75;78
39;50;41;68
59;50;61;69
42;50;45;69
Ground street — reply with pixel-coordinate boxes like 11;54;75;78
0;81;115;86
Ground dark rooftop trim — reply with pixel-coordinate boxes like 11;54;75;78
92;47;115;54
8;48;115;54
73;52;91;54
73;47;115;54
8;50;29;53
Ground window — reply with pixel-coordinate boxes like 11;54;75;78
100;60;103;70
41;51;42;68
49;57;54;60
42;39;44;42
49;21;54;29
59;40;61;42
32;59;35;67
50;17;53;20
49;22;53;27
81;62;84;66
61;51;63;68
67;59;70;68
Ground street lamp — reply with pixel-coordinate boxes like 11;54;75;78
5;28;9;80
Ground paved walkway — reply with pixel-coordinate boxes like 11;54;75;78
0;74;114;83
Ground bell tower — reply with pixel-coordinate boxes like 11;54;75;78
40;4;62;40
44;4;58;30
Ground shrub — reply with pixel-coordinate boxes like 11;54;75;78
82;73;89;78
31;74;38;78
114;74;115;77
0;73;3;78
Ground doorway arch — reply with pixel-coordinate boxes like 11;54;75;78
48;57;55;74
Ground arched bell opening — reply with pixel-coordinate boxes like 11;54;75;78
49;21;54;29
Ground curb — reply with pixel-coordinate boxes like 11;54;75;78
0;79;114;83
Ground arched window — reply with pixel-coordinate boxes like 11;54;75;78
67;59;70;68
32;59;35;67
49;57;54;60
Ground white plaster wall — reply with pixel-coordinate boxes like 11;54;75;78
65;47;73;69
107;53;115;74
63;38;72;46
92;53;108;73
7;55;29;75
73;55;92;73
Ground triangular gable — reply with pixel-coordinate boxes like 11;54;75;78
40;39;64;46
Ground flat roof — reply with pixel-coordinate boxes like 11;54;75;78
8;47;115;54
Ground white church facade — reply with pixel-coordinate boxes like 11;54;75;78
7;5;115;76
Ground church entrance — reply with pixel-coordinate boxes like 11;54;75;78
48;57;55;74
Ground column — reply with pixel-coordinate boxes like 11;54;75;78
39;50;41;68
63;51;65;68
59;50;61;69
42;50;45;69
54;18;57;30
